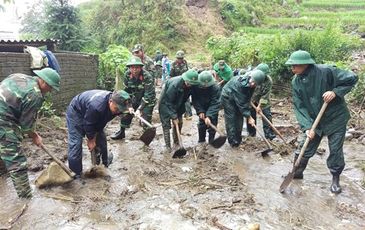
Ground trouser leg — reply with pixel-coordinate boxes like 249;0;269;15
246;106;256;137
96;130;111;167
66;111;84;176
222;96;241;146
262;106;276;140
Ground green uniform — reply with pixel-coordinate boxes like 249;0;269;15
191;84;221;142
247;75;276;139
159;76;191;148
170;59;188;78
292;64;357;174
0;74;45;198
221;74;255;146
119;69;156;129
142;55;156;79
213;63;233;84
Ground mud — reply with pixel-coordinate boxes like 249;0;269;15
0;101;365;229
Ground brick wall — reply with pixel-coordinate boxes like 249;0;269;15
0;52;98;110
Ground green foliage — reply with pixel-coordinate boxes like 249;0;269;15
39;95;56;117
207;27;363;83
350;67;365;103
44;0;86;51
98;45;131;90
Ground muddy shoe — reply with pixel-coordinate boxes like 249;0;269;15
107;152;113;167
230;140;240;148
111;128;125;140
330;174;342;194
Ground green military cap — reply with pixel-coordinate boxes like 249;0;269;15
198;70;215;88
182;69;199;85
156;60;162;66
111;90;130;112
248;69;266;85
176;50;185;58
126;56;144;67
132;44;143;53
255;63;270;75
285;50;316;65
34;67;61;91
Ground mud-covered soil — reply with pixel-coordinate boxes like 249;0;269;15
1;99;365;230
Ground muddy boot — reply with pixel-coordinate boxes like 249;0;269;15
198;128;206;143
111;128;125;140
293;155;309;179
163;128;171;149
105;152;113;167
330;173;342;194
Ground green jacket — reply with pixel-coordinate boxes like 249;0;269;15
252;75;273;108
213;63;233;82
170;59;188;78
221;74;255;118
292;64;357;135
142;55;156;79
191;84;220;119
159;76;191;119
0;74;44;139
123;69;156;109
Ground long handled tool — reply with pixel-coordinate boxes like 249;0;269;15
41;145;75;178
250;102;287;144
279;102;328;193
172;119;187;158
133;112;156;146
208;123;227;148
250;122;273;157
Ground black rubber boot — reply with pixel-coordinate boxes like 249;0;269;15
198;128;206;143
293;155;309;179
208;132;215;144
111;128;125;140
163;128;171;149
330;173;342;194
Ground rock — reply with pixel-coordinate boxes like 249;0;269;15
248;223;260;230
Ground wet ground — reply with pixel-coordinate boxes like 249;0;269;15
0;101;365;230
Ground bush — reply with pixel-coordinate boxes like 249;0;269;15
99;45;131;90
207;27;363;83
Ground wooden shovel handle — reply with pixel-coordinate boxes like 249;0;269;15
41;145;75;178
208;123;224;137
250;121;272;149
250;102;287;144
173;119;183;147
133;112;153;128
294;102;328;168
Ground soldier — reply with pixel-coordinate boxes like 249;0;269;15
132;44;156;79
221;70;266;147
155;60;163;86
191;71;221;143
0;68;60;198
213;60;233;88
246;63;276;140
111;56;156;140
286;50;358;194
170;50;192;119
67;90;131;176
159;69;199;149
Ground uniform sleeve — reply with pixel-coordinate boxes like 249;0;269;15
330;67;358;99
234;89;251;118
292;79;313;131
141;72;156;109
206;86;221;118
83;105;100;139
191;88;205;115
162;85;179;119
19;92;44;132
170;62;177;77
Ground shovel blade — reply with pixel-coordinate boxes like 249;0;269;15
279;170;295;193
139;127;156;146
172;148;187;158
210;136;227;148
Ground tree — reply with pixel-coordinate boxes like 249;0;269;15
43;0;85;51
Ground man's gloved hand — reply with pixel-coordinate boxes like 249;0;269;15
204;117;211;126
128;107;135;114
305;129;315;140
247;116;255;126
134;109;141;117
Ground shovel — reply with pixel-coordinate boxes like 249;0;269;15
279;102;328;193
208;123;227;148
172;119;187;158
250;102;288;145
250;122;273;157
133;112;156;146
41;145;75;178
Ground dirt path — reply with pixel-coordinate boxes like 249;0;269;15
0;101;364;229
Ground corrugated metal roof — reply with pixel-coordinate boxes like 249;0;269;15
0;39;59;52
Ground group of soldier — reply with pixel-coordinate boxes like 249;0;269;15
0;44;358;199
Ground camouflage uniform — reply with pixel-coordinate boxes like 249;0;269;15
142;55;156;80
246;75;276;140
0;74;45;198
120;69;156;129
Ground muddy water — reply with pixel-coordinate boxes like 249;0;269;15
1;113;365;229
